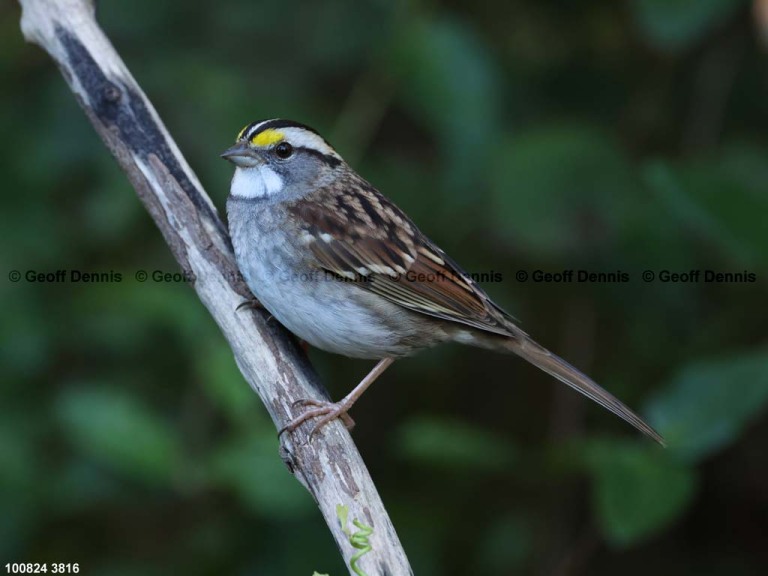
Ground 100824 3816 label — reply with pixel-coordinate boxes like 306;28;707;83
5;564;80;574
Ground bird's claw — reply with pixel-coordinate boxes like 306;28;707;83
279;400;356;440
236;298;263;312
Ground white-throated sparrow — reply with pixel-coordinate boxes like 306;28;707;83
222;119;664;445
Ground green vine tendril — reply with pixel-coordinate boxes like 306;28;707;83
336;504;374;576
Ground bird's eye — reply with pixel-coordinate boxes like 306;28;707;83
274;142;293;159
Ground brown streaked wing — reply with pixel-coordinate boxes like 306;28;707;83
288;185;512;336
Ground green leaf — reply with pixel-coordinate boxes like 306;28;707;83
646;350;768;462
391;16;502;194
0;416;44;521
492;125;639;258
474;513;533;573
394;416;517;471
196;339;264;428
586;439;696;546
56;387;183;485
209;431;313;518
630;0;747;52
644;159;768;267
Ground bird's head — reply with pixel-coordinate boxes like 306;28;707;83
222;119;343;201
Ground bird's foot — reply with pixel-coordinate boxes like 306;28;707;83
278;359;394;441
279;398;356;439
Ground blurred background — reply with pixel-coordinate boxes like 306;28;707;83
2;0;768;574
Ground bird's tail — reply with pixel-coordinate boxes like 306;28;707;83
502;333;665;446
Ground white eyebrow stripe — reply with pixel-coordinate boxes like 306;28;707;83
278;127;341;159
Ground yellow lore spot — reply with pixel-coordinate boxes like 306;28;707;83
250;129;284;147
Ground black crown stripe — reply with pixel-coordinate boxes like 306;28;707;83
242;118;322;141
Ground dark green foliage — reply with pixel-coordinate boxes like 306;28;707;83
2;0;767;574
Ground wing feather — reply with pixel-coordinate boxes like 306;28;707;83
288;179;511;335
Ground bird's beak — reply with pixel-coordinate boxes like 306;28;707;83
220;142;261;167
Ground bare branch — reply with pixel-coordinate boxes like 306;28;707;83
18;1;412;574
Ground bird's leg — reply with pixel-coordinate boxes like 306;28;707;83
279;358;395;439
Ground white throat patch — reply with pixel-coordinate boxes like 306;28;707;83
230;166;284;200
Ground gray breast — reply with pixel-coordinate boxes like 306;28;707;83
226;197;445;358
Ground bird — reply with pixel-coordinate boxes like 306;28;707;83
221;118;664;445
